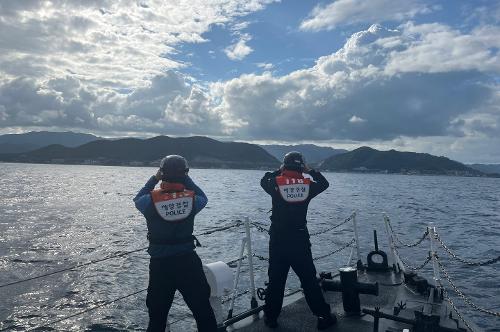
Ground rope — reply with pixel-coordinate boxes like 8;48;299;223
436;257;500;317
386;217;429;248
0;222;245;289
434;231;500;266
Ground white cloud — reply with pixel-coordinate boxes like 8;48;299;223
349;115;366;123
257;62;274;70
0;0;278;90
2;19;500;162
211;24;499;142
300;0;433;31
385;23;500;74
224;35;253;60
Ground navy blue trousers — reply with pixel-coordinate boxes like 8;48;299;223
146;251;217;332
264;237;331;320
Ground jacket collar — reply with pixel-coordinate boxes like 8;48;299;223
160;182;185;192
281;170;304;178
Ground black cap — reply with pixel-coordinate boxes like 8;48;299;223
159;155;189;181
283;151;305;172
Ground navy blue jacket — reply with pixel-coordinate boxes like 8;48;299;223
260;169;329;240
134;175;207;257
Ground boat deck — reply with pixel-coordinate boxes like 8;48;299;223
230;269;474;332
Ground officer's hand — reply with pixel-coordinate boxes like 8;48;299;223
155;169;162;181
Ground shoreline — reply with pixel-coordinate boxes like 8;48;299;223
1;160;499;178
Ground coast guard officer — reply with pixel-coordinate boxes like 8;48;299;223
134;155;217;332
260;151;337;330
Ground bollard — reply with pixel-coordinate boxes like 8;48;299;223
322;266;378;314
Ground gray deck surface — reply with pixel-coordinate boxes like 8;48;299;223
231;270;474;332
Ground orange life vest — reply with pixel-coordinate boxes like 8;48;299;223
151;183;195;222
275;170;311;203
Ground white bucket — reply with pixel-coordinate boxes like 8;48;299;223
203;261;233;297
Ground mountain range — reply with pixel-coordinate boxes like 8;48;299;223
260;144;347;164
467;164;500;175
0;135;280;169
320;146;487;176
0;131;100;153
0;131;498;177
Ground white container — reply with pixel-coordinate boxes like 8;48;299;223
204;261;233;297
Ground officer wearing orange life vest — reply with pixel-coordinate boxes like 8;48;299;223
133;155;217;332
260;151;337;330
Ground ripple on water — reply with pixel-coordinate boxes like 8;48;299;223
0;165;499;331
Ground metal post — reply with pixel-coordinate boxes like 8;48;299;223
383;214;403;273
244;217;258;309
351;211;362;268
228;237;247;319
346;246;355;266
428;224;440;287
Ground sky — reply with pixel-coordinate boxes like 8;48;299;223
0;0;499;163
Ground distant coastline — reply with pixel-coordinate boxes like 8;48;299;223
2;160;499;178
1;132;499;178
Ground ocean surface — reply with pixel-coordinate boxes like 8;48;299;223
0;163;499;331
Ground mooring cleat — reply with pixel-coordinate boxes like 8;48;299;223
317;314;337;330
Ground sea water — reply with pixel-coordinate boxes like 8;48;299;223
0;163;499;331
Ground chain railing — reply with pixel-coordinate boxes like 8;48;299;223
250;238;355;263
436;256;500;317
313;238;355;261
222;289;250;304
434;231;500;266
385;217;499;332
309;214;354;236
438;280;476;332
392;245;432;271
251;213;355;237
2;209;358;332
385;216;429;248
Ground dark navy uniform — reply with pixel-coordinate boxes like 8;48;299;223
260;168;331;322
134;175;217;332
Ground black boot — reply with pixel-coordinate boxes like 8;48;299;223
317;313;337;330
264;315;279;329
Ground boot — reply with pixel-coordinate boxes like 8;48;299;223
264;315;279;329
317;313;337;330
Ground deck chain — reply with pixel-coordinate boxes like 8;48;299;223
251;221;270;233
436;257;500;317
313;238;356;261
252;213;355;237
438;279;476;332
386;217;429;248
309;214;354;236
221;289;250;304
434;231;500;266
251;239;355;263
393;245;432;271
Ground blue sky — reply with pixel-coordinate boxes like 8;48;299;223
0;0;499;163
